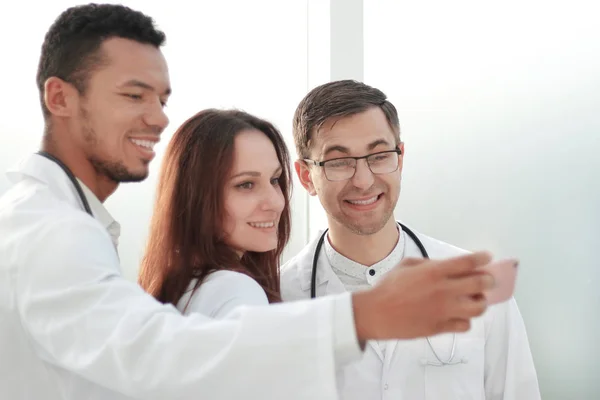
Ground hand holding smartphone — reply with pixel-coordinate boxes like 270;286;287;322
480;258;519;304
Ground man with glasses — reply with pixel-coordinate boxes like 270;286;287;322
281;80;540;399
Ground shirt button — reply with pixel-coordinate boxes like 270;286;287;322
384;383;389;390
369;269;375;276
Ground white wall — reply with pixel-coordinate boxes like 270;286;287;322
307;0;365;237
364;0;600;398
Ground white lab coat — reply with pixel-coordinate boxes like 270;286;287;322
177;270;270;318
281;229;541;400
0;154;362;400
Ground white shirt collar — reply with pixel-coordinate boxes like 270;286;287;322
6;154;120;248
324;224;406;286
77;179;121;248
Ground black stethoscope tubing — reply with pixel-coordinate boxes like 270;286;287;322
310;222;429;298
36;151;94;217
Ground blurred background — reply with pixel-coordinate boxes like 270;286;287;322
1;1;598;397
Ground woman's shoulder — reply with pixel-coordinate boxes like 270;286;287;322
178;270;268;317
203;269;262;287
187;270;265;298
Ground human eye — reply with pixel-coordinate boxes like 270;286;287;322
326;158;353;169
236;181;254;190
369;152;393;163
270;176;281;186
123;93;143;101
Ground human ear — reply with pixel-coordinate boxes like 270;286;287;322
294;160;317;196
44;77;79;117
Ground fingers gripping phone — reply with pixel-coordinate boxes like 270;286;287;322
480;259;519;305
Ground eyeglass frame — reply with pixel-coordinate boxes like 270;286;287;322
303;147;403;182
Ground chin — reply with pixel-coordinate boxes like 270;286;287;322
120;161;151;181
95;158;149;183
339;216;389;236
243;242;278;254
127;170;150;182
125;163;150;181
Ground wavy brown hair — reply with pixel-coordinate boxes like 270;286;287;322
138;109;292;307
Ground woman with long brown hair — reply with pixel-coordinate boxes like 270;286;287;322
139;109;291;316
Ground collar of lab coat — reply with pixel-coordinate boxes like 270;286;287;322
292;229;343;293
288;222;453;293
6;153;120;243
77;180;120;245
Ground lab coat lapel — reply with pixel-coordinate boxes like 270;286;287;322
383;226;426;369
368;340;385;362
296;231;333;295
297;236;386;361
316;249;345;296
322;254;386;361
321;263;385;361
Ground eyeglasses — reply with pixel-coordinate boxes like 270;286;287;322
304;148;402;182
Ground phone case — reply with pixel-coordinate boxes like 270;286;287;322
481;259;519;305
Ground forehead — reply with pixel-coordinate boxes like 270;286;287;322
311;107;397;158
87;37;170;92
231;129;281;171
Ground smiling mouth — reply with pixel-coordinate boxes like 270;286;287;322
130;138;157;151
248;221;275;228
345;194;382;205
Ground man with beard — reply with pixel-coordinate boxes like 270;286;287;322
282;80;541;399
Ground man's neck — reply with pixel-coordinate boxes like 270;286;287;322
327;217;399;267
41;138;117;203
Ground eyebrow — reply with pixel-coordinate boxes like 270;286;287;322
230;166;283;180
120;79;172;96
322;139;393;157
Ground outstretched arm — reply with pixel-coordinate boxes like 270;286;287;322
18;214;355;399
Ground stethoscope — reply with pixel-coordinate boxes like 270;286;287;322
36;151;94;217
311;222;466;367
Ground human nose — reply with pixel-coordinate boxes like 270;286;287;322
350;158;375;190
144;99;169;132
261;184;285;213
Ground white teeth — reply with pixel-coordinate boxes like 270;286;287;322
347;196;379;205
131;139;156;151
249;221;275;229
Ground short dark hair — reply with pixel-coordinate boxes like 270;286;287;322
36;3;166;118
292;79;401;159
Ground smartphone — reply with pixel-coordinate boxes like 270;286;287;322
480;258;519;305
